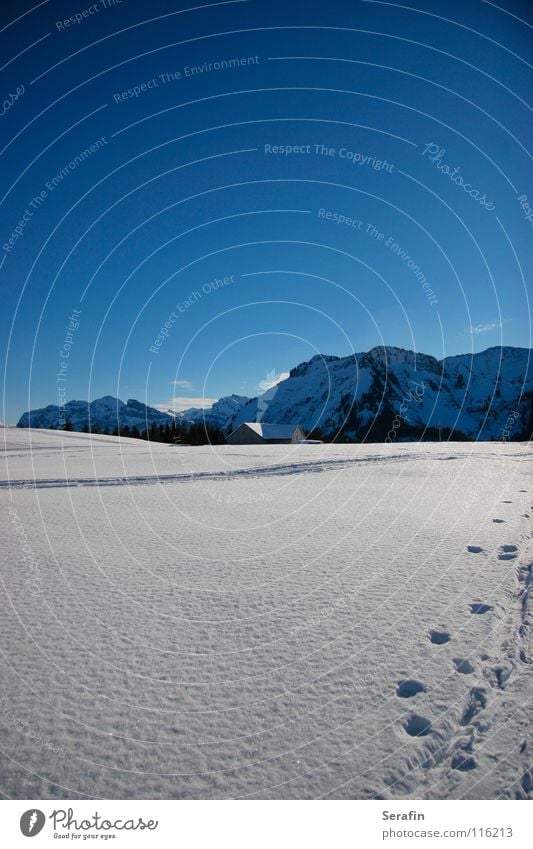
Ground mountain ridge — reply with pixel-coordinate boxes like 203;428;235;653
17;346;533;441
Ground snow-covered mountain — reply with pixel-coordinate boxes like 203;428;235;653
17;346;532;440
17;396;172;432
174;394;250;428
227;346;532;440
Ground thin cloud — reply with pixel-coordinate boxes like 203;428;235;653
154;397;217;413
170;379;193;389
465;321;502;335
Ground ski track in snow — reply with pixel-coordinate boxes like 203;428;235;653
0;452;423;491
0;429;531;800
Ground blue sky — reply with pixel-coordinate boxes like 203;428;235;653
1;0;531;422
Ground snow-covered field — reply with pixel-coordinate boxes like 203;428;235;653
1;429;531;800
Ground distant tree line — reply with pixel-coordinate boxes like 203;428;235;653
59;418;226;445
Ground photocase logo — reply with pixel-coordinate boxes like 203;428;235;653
256;368;289;421
20;809;45;837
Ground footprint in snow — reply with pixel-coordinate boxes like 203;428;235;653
492;664;512;690
498;544;519;561
453;657;475;674
460;687;487;726
396;679;426;698
466;545;484;554
404;714;432;737
520;769;532;794
451;752;477;771
428;630;451;645
469;602;493;614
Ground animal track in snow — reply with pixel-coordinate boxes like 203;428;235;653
460;687;487;726
453;657;475;674
404;714;432;737
428;630;451;644
396;680;426;698
469;602;493;615
466;545;484;554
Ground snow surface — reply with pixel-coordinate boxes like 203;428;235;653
0;428;531;800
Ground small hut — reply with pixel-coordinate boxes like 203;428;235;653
226;422;304;445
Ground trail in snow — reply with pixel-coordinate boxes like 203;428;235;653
0;451;423;490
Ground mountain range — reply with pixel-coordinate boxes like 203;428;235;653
17;346;533;441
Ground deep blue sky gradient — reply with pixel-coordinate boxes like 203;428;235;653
1;0;531;422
